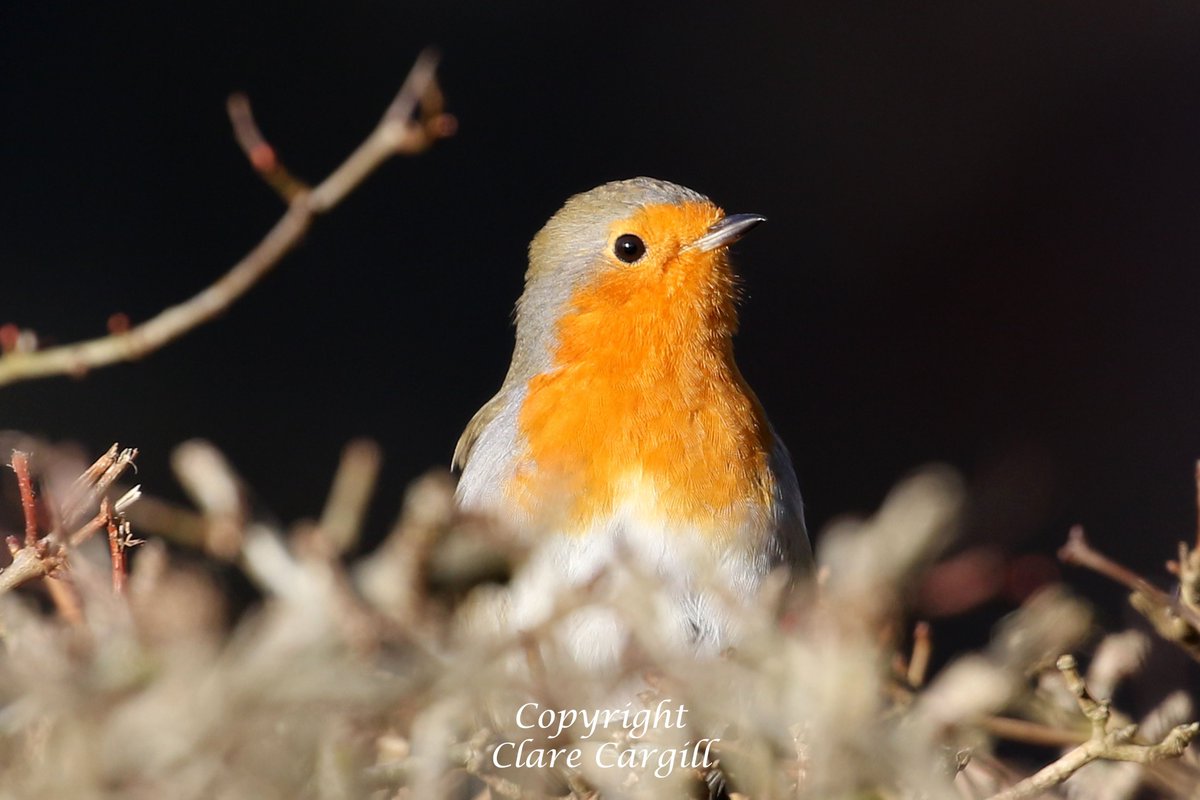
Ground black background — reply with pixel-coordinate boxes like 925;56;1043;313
5;2;1200;663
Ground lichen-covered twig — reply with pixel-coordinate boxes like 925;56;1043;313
0;49;454;388
986;655;1199;800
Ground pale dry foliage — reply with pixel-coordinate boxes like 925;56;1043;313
0;435;1196;800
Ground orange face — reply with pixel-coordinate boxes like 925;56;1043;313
511;202;776;541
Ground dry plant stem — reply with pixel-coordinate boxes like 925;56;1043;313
11;451;38;546
1059;525;1200;631
985;655;1200;800
0;49;452;388
60;445;137;531
104;500;126;594
69;506;110;547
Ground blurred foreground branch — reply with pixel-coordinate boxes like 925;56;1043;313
2;445;1198;798
0;49;454;388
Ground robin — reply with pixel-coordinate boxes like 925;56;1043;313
454;177;811;666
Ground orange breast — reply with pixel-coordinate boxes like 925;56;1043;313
510;204;776;541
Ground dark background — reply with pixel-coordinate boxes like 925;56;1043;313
4;2;1200;657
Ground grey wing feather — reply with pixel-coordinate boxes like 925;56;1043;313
452;392;506;472
769;432;813;571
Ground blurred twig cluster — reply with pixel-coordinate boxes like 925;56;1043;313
0;439;1196;799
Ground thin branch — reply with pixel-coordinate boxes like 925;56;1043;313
226;93;309;202
1059;525;1200;631
10;451;38;546
68;510;109;546
307;48;453;212
66;444;119;506
59;445;137;531
0;49;453;388
985;655;1199;800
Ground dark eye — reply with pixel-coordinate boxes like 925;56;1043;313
613;233;646;263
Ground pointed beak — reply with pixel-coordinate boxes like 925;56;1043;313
689;213;767;253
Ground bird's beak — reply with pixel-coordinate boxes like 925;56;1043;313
688;213;767;253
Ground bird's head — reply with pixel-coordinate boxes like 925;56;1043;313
512;178;765;376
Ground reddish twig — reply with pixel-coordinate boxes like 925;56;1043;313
0;49;453;388
70;506;110;547
10;450;38;546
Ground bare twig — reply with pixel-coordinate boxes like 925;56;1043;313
985;655;1199;800
103;499;127;594
59;445;138;532
1059;525;1200;631
11;451;38;546
0;49;453;388
227;93;310;202
307;49;454;212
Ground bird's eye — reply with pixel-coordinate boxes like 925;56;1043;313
613;233;646;263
